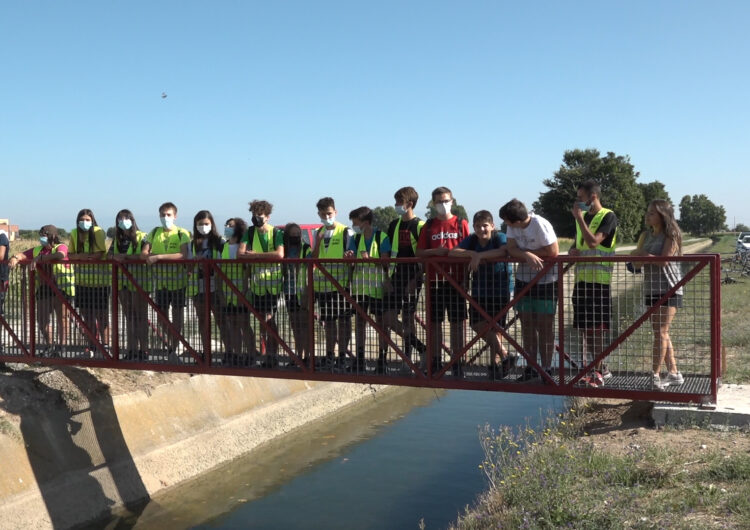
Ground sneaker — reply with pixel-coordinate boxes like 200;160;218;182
541;368;555;385
501;355;518;374
665;372;684;386
578;374;599;388
601;365;613;379
590;371;605;387
517;365;538;382
651;373;666;391
488;364;503;380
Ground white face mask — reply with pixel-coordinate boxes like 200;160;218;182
118;219;133;231
434;201;451;217
352;225;362;234
322;216;336;228
197;224;212;236
395;204;407;216
78;220;93;231
160;216;174;229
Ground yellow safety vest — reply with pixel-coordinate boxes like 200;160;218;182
33;245;75;297
351;231;387;298
70;227;110;287
112;232;151;291
387;217;424;276
147;227;191;290
186;242;223;297
247;227;283;296
313;224;350;292
220;244;246;306
575;207;617;284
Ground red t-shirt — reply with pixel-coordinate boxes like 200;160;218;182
417;216;469;281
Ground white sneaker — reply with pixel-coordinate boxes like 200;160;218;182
652;373;667;390
665;372;684;386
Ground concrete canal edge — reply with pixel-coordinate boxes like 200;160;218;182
0;373;392;529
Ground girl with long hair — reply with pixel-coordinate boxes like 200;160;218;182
632;199;684;390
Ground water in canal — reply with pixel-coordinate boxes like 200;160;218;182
123;387;563;529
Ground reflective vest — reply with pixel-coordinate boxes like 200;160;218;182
112;232;151;291
147;227;191;290
313;224;350;292
575;207;617;284
247;227;283;296
220;244;246;307
283;244;312;301
351;231;388;298
186;242;223;297
33;245;75;297
70;227;109;287
388;217;425;257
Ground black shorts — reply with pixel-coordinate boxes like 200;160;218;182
154;288;186;311
646;293;683;308
469;296;510;327
383;265;423;313
315;291;352;322
429;281;467;323
223;303;249;314
193;291;219;310
284;294;304;314
353;295;385;317
252;293;279;314
572;282;611;330
36;284;73;303
75;286;111;311
0;290;5;315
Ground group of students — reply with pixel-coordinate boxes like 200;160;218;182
1;183;685;389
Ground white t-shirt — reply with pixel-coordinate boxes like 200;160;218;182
506;213;558;283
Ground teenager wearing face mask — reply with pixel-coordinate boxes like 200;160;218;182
239;200;285;368
187;210;225;359
109;209;150;360
416;186;470;376
282;222;312;367
70;208;110;356
569;180;618;388
142;202;191;355
311;196;353;371
9;225;74;356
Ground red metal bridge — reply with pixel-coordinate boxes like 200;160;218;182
0;254;721;405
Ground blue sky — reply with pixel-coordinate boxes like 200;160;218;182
1;0;748;232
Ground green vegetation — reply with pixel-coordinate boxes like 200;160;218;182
454;402;750;529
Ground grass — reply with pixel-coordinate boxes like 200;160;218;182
453;400;750;529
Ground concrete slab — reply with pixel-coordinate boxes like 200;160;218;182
652;384;750;429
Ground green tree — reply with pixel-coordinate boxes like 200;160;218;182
372;206;397;233
638;180;672;207
533;149;646;242
678;194;727;235
734;223;750;232
425;200;469;221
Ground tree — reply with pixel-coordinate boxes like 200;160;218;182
106;226;116;239
734;223;750;233
533;149;646;242
372;206;397;233
425;200;468;221
638;180;672;207
678;194;727;235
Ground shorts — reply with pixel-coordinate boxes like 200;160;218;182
36;284;73;303
75;286;111;311
383;266;423;313
353;295;385;317
646;293;683;308
193;291;219;309
223;303;249;314
0;290;5;315
429;281;467;323
572;282;611;330
154;288;186;312
515;280;557;315
315;291;352;322
469;296;510;327
252;293;279;314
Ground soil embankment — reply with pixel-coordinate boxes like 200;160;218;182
0;366;387;529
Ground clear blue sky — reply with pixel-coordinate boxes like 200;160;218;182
1;0;748;232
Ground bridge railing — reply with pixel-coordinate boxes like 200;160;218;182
0;254;721;404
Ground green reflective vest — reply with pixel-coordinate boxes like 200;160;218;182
575;208;617;284
313;224;350;292
220;244;246;307
351;231;388;298
147;227;191;290
70;227;110;287
247;227;283;296
112;231;151;291
33;245;75;297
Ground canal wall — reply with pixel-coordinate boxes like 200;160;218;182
0;370;387;529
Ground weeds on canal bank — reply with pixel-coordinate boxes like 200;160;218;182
452;400;750;529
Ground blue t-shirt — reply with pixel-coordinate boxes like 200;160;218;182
457;231;510;298
346;231;392;256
